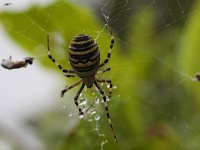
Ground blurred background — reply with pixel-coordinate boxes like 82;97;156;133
0;0;200;149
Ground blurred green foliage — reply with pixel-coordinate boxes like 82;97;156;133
1;0;200;150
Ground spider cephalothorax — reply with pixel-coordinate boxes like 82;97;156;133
47;25;117;142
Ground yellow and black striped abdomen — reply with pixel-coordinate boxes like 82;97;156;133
68;34;100;78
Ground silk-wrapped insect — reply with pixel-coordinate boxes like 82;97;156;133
1;56;34;70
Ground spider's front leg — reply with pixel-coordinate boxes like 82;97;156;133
97;67;111;75
99;24;114;68
47;35;75;76
64;74;76;78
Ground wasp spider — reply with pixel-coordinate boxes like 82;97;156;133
47;25;117;142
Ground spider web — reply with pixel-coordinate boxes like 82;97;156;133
89;1;198;149
96;0;199;150
0;0;199;150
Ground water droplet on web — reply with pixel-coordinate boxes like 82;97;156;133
101;140;108;150
106;97;110;101
90;110;96;115
79;114;84;119
79;99;87;106
68;112;73;117
88;118;93;122
95;98;100;104
104;15;109;20
113;86;117;89
95;115;100;121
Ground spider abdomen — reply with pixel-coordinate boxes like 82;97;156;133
68;34;100;78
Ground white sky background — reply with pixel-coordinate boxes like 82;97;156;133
0;25;59;150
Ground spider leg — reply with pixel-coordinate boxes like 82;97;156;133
47;35;74;75
99;24;114;68
96;79;112;99
64;74;76;78
74;83;85;115
61;80;84;115
61;80;81;97
94;81;117;142
97;67;111;75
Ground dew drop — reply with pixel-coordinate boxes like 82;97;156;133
113;86;117;89
68;112;73;117
90;110;96;115
79;99;87;106
95;115;100;121
79;114;84;119
106;97;110;101
104;16;109;20
95;98;100;104
88;119;93;122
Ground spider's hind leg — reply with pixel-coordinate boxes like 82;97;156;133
94;81;117;142
96;79;112;99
